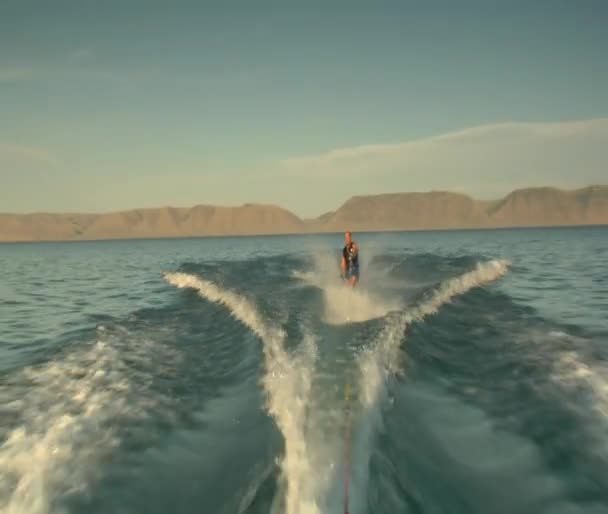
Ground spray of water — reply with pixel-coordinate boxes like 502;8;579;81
349;259;511;512
549;348;608;462
0;325;177;514
292;251;402;325
164;259;511;513
164;272;328;514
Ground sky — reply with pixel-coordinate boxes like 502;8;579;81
1;0;607;218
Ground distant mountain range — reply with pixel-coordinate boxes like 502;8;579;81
1;185;607;241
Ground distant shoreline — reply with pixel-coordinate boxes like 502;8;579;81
1;222;606;245
1;185;606;243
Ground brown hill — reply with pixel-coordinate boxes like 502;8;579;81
311;185;608;232
0;185;606;242
0;204;303;242
486;185;608;226
313;191;488;231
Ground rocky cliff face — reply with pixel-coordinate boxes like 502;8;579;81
309;185;608;231
0;204;304;241
485;186;608;227
1;186;606;241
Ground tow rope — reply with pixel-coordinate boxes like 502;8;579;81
344;382;352;514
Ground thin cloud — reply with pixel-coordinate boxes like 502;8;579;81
0;49;261;86
271;118;608;214
67;48;93;62
0;142;59;168
0;66;37;82
283;118;608;172
0;52;129;85
278;118;608;198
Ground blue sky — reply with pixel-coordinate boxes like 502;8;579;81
1;1;607;217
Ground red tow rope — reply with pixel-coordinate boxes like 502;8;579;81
344;383;352;514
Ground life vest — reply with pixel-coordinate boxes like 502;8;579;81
342;242;358;269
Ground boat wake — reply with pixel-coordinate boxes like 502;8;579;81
292;252;402;325
163;272;324;514
164;258;511;514
0;325;179;514
350;259;511;512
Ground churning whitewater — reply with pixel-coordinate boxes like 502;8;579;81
163;270;319;514
163;257;511;514
2;227;607;514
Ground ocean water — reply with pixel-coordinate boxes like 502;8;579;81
0;226;607;514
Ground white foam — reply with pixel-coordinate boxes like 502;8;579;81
349;259;511;511
164;260;511;514
358;259;510;376
553;351;608;422
320;285;399;325
407;259;511;322
292;251;401;325
510;327;608;455
164;272;324;514
0;324;179;514
549;331;569;338
0;342;128;514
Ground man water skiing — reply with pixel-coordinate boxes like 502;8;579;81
340;231;359;287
